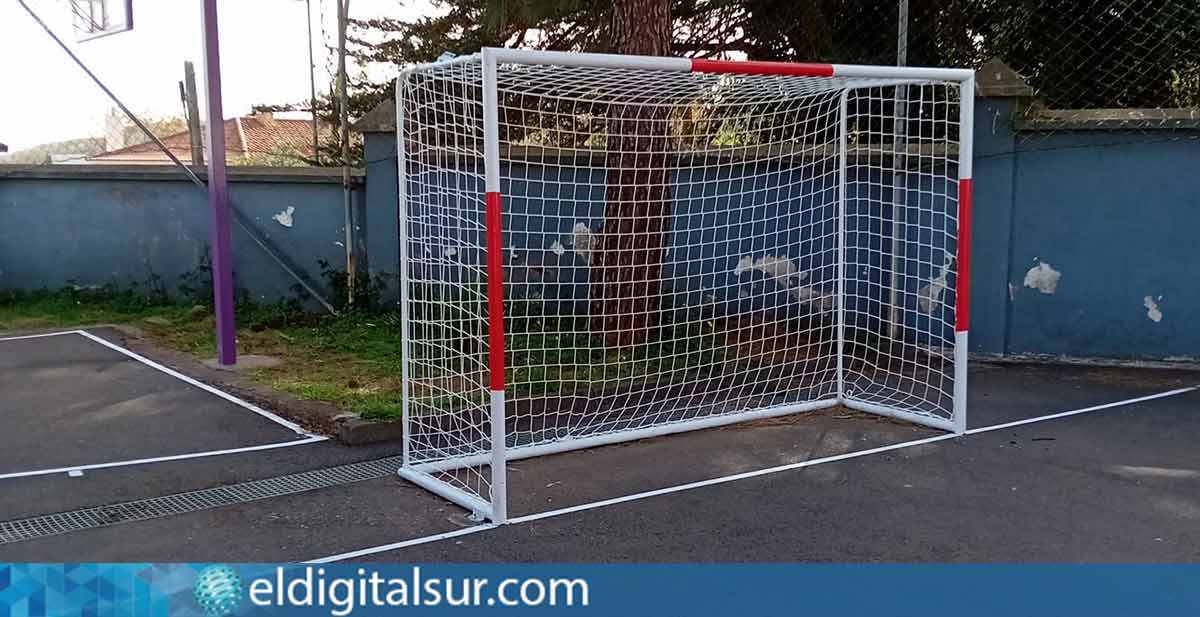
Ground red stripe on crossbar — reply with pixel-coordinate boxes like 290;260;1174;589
690;58;835;77
486;191;506;390
955;179;973;333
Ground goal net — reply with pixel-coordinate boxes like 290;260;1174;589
396;49;974;522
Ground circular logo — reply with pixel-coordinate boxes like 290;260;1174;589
193;565;243;617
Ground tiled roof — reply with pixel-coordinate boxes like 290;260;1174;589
239;114;321;156
91;113;326;164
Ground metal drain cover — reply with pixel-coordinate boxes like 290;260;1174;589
0;456;404;545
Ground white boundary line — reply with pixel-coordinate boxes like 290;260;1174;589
962;387;1198;435
72;329;317;437
0;436;327;481
0;328;330;480
0;330;83;342
4;328;316;436
510;432;958;525
307;525;499;564
309;384;1198;562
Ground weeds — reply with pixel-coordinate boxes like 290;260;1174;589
2;274;726;422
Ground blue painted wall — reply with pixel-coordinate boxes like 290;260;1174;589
3;93;1197;363
364;95;1199;363
363;134;401;291
1004;130;1200;361
0;167;366;306
967;98;1200;361
391;152;962;363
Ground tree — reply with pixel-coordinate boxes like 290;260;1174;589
591;0;674;347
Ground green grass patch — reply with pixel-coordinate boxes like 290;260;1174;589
1;287;728;423
0;287;410;420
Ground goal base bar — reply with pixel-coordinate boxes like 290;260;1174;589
406;398;842;475
397;467;495;521
843;399;959;433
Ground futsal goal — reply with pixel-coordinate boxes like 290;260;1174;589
395;48;974;523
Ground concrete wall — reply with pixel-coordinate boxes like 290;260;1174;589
0;166;366;306
362;95;1198;363
362;134;401;293
977;102;1200;362
3;92;1197;363
374;142;960;343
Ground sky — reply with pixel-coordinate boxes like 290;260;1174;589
0;0;428;151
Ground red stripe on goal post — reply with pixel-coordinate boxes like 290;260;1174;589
955;179;973;333
486;191;506;390
690;58;835;77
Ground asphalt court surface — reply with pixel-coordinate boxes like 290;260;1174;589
0;328;1196;562
0;331;312;477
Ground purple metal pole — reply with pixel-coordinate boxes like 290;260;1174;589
201;0;237;365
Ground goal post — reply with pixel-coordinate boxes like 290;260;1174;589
396;48;974;523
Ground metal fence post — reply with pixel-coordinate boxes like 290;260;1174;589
201;0;237;366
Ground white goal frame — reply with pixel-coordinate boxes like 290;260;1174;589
396;48;975;523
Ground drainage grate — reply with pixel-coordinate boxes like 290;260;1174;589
0;456;404;545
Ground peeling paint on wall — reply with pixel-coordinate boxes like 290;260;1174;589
733;254;833;309
1022;261;1061;294
571;222;595;264
793;285;836;310
733;254;804;284
918;256;954;313
272;206;295;228
1144;295;1163;322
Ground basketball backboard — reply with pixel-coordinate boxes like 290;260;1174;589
71;0;133;42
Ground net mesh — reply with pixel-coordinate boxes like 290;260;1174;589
398;58;493;511
842;84;962;416
398;55;964;515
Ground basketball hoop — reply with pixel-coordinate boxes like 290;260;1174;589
69;0;133;42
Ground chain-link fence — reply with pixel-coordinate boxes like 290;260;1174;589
712;0;1200;143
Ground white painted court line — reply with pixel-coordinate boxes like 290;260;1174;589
510;433;959;525
963;386;1198;435
0;436;327;481
309;384;1199;562
73;330;318;437
0;330;82;342
306;525;498;564
0;328;329;479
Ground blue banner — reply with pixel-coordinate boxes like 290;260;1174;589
2;563;1198;616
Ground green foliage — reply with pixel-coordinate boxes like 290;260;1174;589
236;309;420;420
178;250;255;309
966;0;1200;110
315;259;391;314
503;318;721;400
341;0;1200;122
1170;63;1200;108
0;284;176;327
0;282;410;421
402;282;722;409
